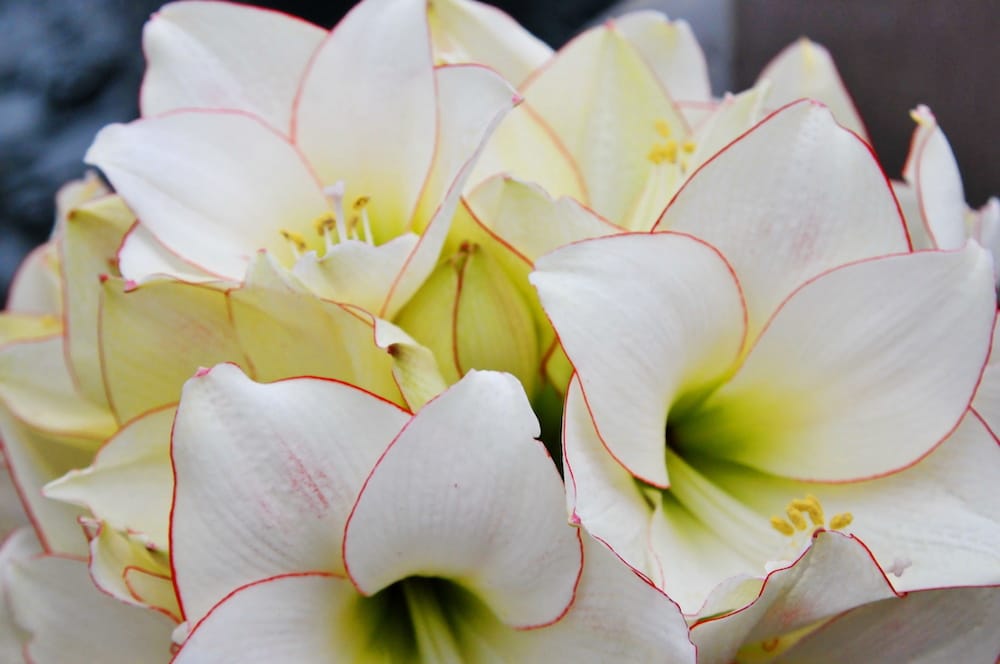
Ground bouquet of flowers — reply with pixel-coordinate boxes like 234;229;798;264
0;0;996;661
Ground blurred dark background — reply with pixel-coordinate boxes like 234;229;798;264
1;0;996;297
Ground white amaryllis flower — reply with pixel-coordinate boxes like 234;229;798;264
85;0;518;319
689;530;1000;664
167;366;694;661
531;99;1000;614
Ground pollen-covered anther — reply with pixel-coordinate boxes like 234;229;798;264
829;512;854;530
790;496;824;526
681;140;696;154
785;505;808;531
280;228;308;253
769;516;795;536
312;212;337;236
648;140;679;165
654;118;671;138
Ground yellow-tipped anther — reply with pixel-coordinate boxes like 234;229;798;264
829;513;854;530
654;119;671;138
770;516;795;536
353;195;371;211
681;140;696;154
279;229;307;252
791;497;824;526
648;141;678;165
909;109;930;126
312;213;336;235
785;506;808;530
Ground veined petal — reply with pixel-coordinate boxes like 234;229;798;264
294;0;436;239
0;336;115;439
0;409;92;556
974;318;1000;437
85;110;329;280
99;278;248;423
427;0;552;86
531;233;747;487
614;11;711;103
902;105;968;250
467;175;619;264
702;412;1000;595
86;524;179;621
6;243;61;317
776;586;1000;663
117;224;218;285
690;531;897;664
228;259;404;404
343;371;582;628
413;64;517;234
656;100;909;339
140;1;325;134
512;536;696;662
174;574;353;663
60;195;134;410
44;407;175;549
6;553;175;663
756;38;869;142
0;528;40;660
892;180;934;250
687;83;769;175
685;246;995;481
522;22;688;225
170;364;410;625
562;377;657;577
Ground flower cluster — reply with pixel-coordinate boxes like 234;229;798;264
0;1;997;662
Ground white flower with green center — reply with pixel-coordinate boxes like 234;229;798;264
167;366;694;661
531;101;1000;614
85;0;518;319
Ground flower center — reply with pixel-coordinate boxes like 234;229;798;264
279;181;376;259
646;118;695;170
348;576;504;661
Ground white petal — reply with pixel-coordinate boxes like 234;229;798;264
343;371;582;628
614;11;711;102
427;0;552;86
777;585;1000;663
116;225;216;285
688;246;995;480
690;531;897;664
86;524;178;620
974;317;1000;437
174;574;353;663
656;100;909;338
514;536;696;662
44;407;175;548
7;554;174;663
294;0;436;238
140;1;325;134
522;23;688;225
756;38;869;142
687;83;769;173
6;244;61;317
85;111;329;280
562;377;657;578
902;105;969;250
0;528;40;661
170;364;409;625
531;233;747;487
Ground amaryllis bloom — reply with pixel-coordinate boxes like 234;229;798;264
86;0;518;319
531;99;1000;613
168;367;695;661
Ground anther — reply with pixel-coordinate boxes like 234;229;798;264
312;213;337;236
280;229;308;253
829;512;853;530
790;497;824;526
353;196;371;211
648;141;678;165
654;119;671;138
770;516;795;536
785;505;808;530
682;140;696;154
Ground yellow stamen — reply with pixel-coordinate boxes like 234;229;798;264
791;497;824;526
770;516;795;536
829;512;854;530
312;213;337;236
681;140;697;154
785;505;808;531
353;196;371;211
647;140;678;165
654;119;671;138
279;229;307;252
